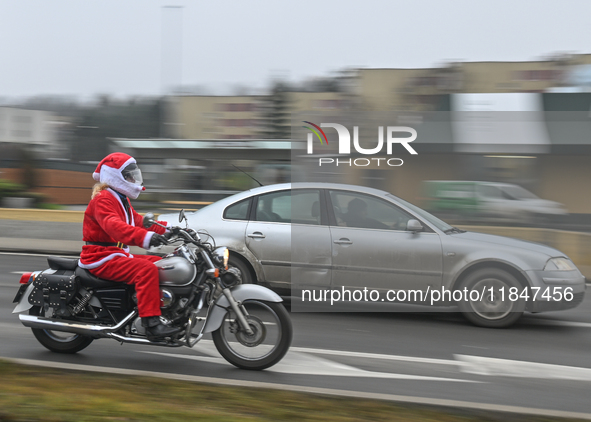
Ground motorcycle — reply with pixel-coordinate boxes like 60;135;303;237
12;210;292;371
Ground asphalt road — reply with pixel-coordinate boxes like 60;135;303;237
2;253;591;417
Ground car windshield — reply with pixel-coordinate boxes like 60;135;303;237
386;194;454;232
500;185;539;200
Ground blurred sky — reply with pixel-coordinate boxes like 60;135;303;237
1;0;590;99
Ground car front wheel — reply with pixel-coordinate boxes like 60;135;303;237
457;268;526;328
228;255;254;285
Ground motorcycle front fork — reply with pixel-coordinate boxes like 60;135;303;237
221;288;254;335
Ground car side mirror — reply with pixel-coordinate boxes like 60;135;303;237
406;219;423;233
143;212;155;228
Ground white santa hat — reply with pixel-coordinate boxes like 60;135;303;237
93;152;144;199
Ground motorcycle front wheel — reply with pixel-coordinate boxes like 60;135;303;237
29;306;94;354
212;300;292;370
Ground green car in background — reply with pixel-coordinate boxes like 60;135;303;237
422;181;568;223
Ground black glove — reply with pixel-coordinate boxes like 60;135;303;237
169;226;196;238
169;226;182;235
149;233;168;247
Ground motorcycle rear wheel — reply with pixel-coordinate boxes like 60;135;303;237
29;306;94;354
212;300;292;370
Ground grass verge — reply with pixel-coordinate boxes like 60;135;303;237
0;359;585;422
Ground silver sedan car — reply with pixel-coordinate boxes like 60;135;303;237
156;183;586;328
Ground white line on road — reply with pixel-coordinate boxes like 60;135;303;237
4;357;591;420
290;345;458;366
139;349;475;383
456;354;591;381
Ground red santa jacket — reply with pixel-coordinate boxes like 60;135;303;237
78;188;167;269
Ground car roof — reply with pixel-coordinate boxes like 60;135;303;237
193;182;397;213
243;182;393;197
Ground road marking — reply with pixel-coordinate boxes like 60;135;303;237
525;319;591;329
139;349;475;383
168;341;591;382
290;345;458;366
456;355;591;381
171;339;459;366
4;357;591;420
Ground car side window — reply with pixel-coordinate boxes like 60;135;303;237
255;190;321;225
329;191;414;231
479;185;503;199
223;198;251;220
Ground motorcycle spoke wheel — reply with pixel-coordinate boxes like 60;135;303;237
212;300;292;370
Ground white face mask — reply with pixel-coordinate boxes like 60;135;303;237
119;182;143;200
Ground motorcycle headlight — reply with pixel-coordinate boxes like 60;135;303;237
544;257;576;271
212;247;229;270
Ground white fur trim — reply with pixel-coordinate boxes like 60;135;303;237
78;253;128;269
107;189;131;225
143;231;155;249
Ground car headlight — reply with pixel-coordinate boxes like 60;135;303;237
544;257;576;271
212;247;229;270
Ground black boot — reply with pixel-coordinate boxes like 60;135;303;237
141;316;181;341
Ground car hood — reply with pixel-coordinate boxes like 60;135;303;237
450;231;564;258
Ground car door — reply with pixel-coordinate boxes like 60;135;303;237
245;189;332;291
328;190;443;296
477;184;515;219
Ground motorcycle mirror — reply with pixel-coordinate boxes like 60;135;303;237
143;212;155;228
179;209;186;223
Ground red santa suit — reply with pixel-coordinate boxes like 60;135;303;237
78;153;168;318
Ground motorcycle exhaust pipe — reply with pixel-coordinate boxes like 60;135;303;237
19;311;137;338
108;332;183;347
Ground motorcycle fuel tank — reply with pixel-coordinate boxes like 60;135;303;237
155;256;197;286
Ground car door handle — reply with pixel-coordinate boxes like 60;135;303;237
333;238;353;245
247;232;266;239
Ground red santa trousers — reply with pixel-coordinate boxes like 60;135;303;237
90;254;162;318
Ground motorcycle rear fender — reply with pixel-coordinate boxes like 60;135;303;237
202;284;283;334
12;283;35;314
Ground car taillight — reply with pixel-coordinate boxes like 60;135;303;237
19;272;34;284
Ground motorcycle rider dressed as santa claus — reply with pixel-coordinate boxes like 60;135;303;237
78;152;180;340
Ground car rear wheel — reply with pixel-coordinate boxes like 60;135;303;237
457;268;526;328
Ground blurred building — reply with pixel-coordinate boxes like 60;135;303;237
162;91;350;140
295;91;591;216
161;95;265;139
0;107;61;155
355;53;591;112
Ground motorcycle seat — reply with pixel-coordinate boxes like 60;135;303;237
74;267;122;289
47;256;78;271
